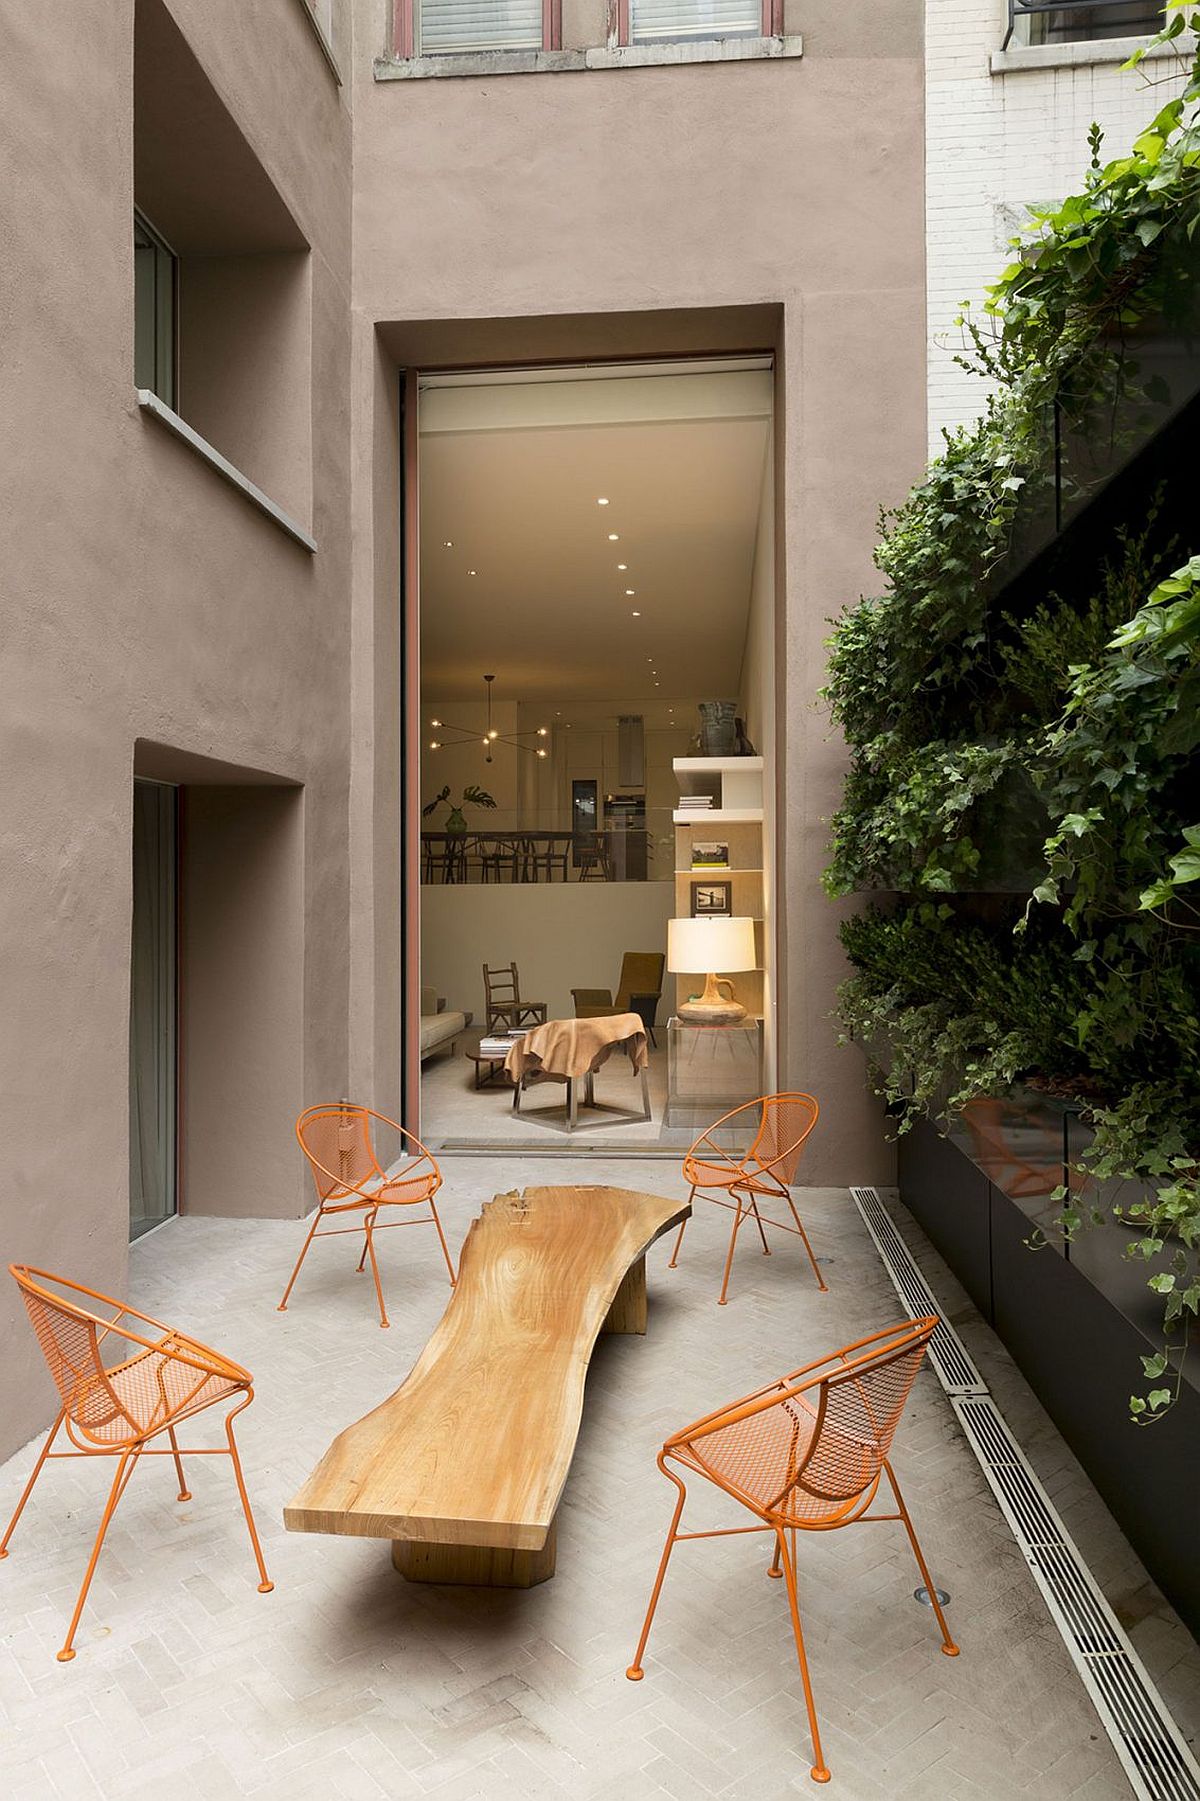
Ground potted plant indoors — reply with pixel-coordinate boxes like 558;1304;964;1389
421;783;497;834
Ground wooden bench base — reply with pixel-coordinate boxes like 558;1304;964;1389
394;1519;558;1588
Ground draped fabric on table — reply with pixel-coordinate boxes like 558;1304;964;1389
504;1014;649;1085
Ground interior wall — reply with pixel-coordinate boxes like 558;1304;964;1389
181;786;307;1218
421;882;675;1026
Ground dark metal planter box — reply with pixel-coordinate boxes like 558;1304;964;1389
899;1104;1200;1638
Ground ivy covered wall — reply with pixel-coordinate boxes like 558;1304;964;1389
824;39;1200;1416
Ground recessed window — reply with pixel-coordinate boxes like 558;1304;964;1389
628;0;762;43
134;211;177;408
1007;1;1163;48
415;0;545;55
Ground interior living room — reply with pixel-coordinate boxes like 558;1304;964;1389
416;358;776;1150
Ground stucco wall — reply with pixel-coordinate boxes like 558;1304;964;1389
350;0;926;1185
0;0;354;1458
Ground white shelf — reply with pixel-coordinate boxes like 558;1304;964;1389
674;756;763;812
673;808;763;825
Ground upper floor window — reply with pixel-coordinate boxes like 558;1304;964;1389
626;0;767;42
134;211;177;408
1005;1;1165;48
411;0;556;54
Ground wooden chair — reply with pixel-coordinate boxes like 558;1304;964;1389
482;962;547;1034
576;831;613;881
572;951;665;1046
669;1093;824;1305
280;1103;455;1329
626;1317;958;1784
0;1264;273;1663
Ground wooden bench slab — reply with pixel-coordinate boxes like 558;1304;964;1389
283;1184;689;1586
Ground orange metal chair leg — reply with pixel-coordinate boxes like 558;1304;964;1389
626;1468;688;1681
776;1527;830;1784
667;1188;696;1269
0;1407;65;1559
277;1209;324;1312
784;1191;828;1294
362;1211;389;1328
167;1427;190;1501
225;1403;273;1593
883;1461;958;1656
428;1196;458;1286
718;1193;750;1306
58;1447;141;1663
747;1193;773;1256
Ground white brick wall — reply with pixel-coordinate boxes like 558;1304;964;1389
925;2;1189;455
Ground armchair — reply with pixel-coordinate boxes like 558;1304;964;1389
572;951;665;1046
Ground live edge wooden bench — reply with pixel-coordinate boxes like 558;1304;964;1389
283;1184;689;1587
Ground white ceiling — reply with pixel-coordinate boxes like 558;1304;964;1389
418;366;772;705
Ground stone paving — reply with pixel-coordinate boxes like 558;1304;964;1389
1;1157;1195;1798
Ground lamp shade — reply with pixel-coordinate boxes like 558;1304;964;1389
667;916;756;975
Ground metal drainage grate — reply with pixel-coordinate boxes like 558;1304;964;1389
851;1185;985;1394
852;1185;1200;1801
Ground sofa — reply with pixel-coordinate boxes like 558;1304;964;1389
420;986;470;1063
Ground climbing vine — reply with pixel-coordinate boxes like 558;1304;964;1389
824;18;1200;1419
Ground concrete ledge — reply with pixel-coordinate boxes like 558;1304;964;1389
990;33;1189;75
137;390;318;553
374;35;802;80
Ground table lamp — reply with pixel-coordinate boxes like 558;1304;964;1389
667;917;757;1024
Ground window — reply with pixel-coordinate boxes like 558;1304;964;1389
134;211;177;408
410;0;557;55
1005;1;1164;49
626;0;765;42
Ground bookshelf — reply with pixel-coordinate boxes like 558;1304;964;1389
672;758;764;1021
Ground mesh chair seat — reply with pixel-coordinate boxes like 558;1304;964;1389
70;1351;245;1446
319;1170;438;1212
675;1389;884;1527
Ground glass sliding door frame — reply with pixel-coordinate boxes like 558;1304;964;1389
129;777;179;1240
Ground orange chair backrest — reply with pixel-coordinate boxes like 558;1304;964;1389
10;1266;124;1434
750;1094;819;1184
296;1103;382;1202
787;1317;934;1508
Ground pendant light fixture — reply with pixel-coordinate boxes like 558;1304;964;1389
428;674;549;765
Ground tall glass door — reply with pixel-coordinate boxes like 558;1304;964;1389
129;779;178;1240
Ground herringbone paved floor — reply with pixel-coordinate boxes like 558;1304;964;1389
1;1161;1195;1799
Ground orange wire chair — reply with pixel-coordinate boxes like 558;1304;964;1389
626;1317;958;1784
280;1102;455;1329
669;1093;825;1305
0;1264;273;1663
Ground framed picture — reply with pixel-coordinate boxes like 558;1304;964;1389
690;879;732;918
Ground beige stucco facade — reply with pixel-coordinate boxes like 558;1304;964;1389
1;0;923;1458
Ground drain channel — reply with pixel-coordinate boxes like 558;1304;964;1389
851;1185;1200;1801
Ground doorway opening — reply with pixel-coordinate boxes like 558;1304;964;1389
129;776;178;1238
415;357;776;1151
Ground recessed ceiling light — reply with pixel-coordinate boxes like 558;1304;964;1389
625;589;636;596
617;563;628;571
468;569;477;577
442;540;453;548
631;610;641;617
597;497;610;506
608;533;619;542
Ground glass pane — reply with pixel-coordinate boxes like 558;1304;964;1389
630;0;760;42
417;0;543;54
129;781;178;1240
133;213;176;408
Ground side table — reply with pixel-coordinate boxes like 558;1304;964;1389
665;1015;763;1128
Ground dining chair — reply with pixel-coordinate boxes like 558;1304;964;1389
576;831;613;881
0;1264;273;1663
669;1093;824;1304
280;1103;455;1328
626;1316;958;1784
482;962;548;1034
